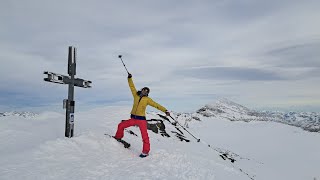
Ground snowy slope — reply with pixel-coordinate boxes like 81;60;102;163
1;106;320;180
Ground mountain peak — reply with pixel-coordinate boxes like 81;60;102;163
202;98;250;112
216;98;248;108
196;98;252;119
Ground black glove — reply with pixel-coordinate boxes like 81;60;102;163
128;73;132;78
165;111;170;116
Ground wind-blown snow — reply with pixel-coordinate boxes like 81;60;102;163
0;106;319;180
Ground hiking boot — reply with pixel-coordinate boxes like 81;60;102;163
139;153;149;158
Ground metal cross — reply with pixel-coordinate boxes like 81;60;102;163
44;46;92;138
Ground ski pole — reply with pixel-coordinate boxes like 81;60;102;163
168;115;237;163
118;55;130;74
165;115;257;180
169;115;201;142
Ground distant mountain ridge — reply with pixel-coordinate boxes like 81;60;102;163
2;99;319;133
195;98;320;132
0;111;38;118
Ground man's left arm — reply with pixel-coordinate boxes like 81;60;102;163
148;98;170;116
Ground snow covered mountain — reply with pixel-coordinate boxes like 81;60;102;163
194;98;320;133
2;98;318;133
1;105;320;180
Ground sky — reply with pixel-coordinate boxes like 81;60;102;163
0;0;320;113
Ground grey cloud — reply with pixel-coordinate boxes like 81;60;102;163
299;68;320;80
1;0;320;111
264;40;320;68
212;0;286;23
177;67;286;81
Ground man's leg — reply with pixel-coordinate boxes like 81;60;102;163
114;119;135;139
137;120;150;154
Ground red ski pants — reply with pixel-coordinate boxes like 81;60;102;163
114;118;150;154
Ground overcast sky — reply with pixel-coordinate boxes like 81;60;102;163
1;0;319;113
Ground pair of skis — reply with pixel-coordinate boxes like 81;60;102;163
105;133;149;158
104;133;130;148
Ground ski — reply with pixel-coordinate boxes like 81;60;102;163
104;133;131;148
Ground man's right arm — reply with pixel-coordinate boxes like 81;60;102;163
128;74;137;96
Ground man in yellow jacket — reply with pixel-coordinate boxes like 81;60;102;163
114;73;170;158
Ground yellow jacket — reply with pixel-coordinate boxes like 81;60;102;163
128;77;167;118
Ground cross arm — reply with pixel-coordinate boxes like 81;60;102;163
44;71;92;88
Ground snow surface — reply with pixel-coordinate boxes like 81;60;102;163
1;106;320;180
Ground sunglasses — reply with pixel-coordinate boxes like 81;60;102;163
142;89;149;93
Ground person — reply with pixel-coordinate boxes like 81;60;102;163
114;73;170;158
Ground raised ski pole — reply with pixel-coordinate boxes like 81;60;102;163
118;55;130;74
43;46;92;138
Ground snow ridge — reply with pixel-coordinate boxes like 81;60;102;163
195;98;320;132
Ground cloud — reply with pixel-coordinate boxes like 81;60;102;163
263;40;320;68
1;0;320;112
177;66;286;81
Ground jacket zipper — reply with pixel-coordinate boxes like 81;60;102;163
134;96;143;115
